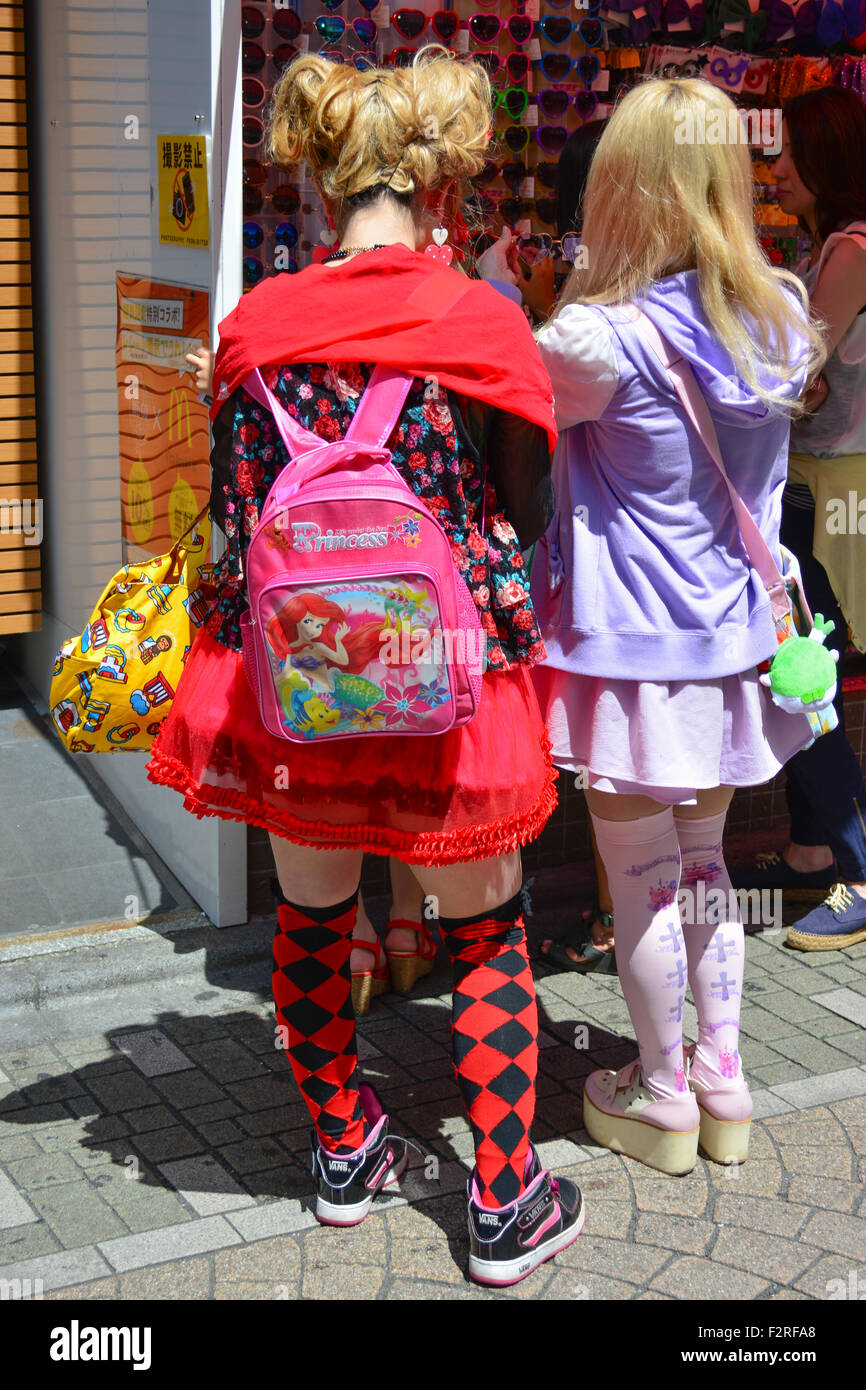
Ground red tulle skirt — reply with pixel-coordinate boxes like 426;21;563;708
146;629;558;865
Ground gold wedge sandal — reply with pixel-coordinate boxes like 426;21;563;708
385;918;438;995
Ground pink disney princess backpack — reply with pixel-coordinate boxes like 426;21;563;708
238;364;485;743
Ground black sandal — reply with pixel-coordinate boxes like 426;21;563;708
538;904;617;975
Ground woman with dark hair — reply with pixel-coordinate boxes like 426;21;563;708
556;119;607;240
478;121;606;324
735;85;866;952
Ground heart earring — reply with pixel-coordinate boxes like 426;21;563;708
425;207;453;264
320;214;338;248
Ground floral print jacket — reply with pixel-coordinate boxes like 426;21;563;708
206;361;553;671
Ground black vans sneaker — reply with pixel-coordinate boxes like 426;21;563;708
312;1113;408;1226
467;1152;585;1287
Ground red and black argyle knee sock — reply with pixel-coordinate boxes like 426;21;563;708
440;892;538;1208
272;883;366;1155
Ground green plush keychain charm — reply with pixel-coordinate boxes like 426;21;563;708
760;614;839;714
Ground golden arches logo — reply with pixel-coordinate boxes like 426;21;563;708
168;388;192;448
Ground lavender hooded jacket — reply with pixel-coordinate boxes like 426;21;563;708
532;271;811;682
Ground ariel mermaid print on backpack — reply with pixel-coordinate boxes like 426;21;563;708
239;363;485;744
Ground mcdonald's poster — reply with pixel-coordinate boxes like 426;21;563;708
116;274;211;556
157;135;210;250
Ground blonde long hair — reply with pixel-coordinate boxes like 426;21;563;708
267;46;492;211
553;78;826;410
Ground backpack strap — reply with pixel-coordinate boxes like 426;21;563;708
345;365;414;448
240;368;322;459
632;308;793;626
240;363;412;457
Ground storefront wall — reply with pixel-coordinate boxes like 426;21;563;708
11;0;247;925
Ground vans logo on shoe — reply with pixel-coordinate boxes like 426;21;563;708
519;1198;550;1226
478;1212;501;1227
328;1161;350;1172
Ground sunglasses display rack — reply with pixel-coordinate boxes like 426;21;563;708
460;4;620;255
238;2;866;280
237;0;637;274
241;2;312;290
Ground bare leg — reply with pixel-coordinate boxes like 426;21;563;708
349;860;427;974
385;857;427;955
350;891;379;976
673;786;735;821
270;835;363;905
409;850;522;918
781;841;834;872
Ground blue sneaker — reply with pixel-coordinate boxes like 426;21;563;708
787;883;866;951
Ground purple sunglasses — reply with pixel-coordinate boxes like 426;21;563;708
537;89;600;122
504;124;570;156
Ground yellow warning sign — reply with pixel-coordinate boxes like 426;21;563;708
157;135;210;250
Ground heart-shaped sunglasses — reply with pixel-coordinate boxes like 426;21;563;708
242;6;302;42
502;123;570;156
537;50;602;85
534;198;558;226
536;88;600;122
491;86;531;121
471;49;530;83
473;159;533;192
242;40;299;76
391;8;453;39
315;15;378;45
320;46;380;71
467;13;534;44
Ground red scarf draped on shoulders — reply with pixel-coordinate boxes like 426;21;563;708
210;244;557;450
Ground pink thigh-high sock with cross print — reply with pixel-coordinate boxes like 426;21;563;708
674;810;746;1092
589;807;694;1105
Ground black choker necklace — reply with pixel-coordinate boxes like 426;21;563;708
322;244;387;263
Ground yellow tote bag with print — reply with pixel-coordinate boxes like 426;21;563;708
49;511;214;754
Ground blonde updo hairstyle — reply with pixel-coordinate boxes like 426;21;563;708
267;45;492;224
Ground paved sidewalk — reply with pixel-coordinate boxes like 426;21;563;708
0;874;864;1301
0;656;195;939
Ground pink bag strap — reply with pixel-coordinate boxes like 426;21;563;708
632;308;792;626
239;363;412;461
241;368;322;459
345;365;414;448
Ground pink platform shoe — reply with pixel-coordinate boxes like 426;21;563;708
583;1058;701;1176
684;1046;752;1166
